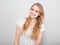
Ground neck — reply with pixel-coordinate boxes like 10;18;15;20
31;18;36;23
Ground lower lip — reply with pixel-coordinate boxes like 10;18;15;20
31;14;35;16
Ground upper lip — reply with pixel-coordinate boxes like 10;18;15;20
31;13;35;16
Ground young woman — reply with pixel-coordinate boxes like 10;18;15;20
14;2;45;45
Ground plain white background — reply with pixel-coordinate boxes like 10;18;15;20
0;0;60;45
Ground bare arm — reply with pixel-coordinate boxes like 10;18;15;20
14;25;21;45
35;31;43;45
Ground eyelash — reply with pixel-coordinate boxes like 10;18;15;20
31;8;39;13
31;8;34;10
35;11;38;13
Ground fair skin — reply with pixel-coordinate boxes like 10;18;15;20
14;5;43;45
14;25;20;45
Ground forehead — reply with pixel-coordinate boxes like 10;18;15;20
31;5;39;11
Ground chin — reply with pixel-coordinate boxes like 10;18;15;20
30;16;37;19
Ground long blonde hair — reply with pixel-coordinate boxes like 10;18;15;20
23;3;44;40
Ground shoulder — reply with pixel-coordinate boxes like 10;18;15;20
40;23;46;32
16;17;26;27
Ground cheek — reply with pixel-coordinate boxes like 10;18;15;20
29;10;32;14
30;10;33;13
35;13;39;16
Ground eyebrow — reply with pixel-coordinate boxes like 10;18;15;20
31;8;39;12
35;10;39;12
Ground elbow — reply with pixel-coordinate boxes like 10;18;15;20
14;39;19;45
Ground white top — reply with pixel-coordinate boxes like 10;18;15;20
16;18;45;45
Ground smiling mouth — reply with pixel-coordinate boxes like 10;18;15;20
31;14;36;16
30;13;36;16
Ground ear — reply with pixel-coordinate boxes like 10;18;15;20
37;16;40;19
38;16;40;17
38;13;40;16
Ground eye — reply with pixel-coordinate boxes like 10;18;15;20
31;8;34;11
35;10;39;13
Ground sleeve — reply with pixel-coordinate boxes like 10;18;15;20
16;18;26;27
40;23;45;32
16;18;23;27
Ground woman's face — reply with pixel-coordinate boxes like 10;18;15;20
29;5;40;19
